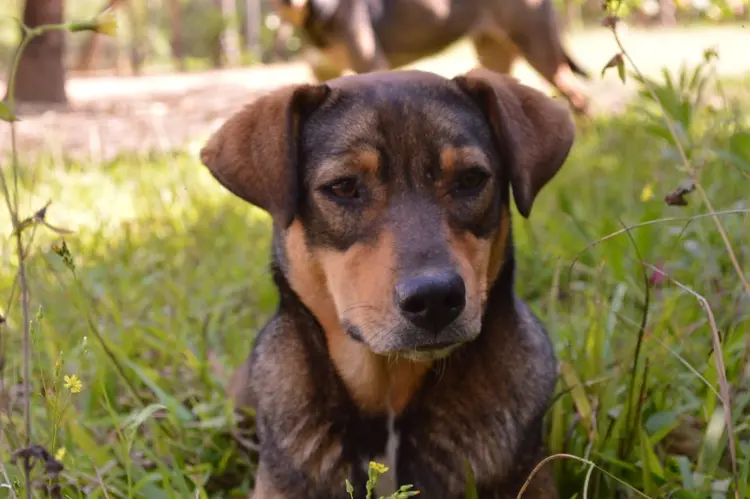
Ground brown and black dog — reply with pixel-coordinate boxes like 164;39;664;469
274;0;590;114
200;67;574;498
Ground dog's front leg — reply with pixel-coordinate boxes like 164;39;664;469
337;0;389;73
249;463;287;499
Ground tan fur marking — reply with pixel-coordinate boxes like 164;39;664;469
318;229;431;413
315;149;380;182
387;360;432;414
285;221;341;337
356;149;380;173
276;0;308;27
440;146;491;172
285;222;431;414
441;147;457;171
445;225;492;315
487;207;511;285
317;229;397;345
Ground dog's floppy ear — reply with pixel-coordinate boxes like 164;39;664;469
453;67;575;218
199;83;330;228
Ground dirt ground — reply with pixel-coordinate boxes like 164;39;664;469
1;26;748;160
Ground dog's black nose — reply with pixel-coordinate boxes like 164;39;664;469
395;271;466;334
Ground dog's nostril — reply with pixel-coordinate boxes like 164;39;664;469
395;270;466;334
444;290;465;310
400;295;428;315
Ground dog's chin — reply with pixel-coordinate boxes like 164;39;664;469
396;344;462;362
362;330;479;362
343;319;480;361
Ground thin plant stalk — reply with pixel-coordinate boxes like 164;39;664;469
4;28;36;499
2;13;118;498
604;16;742;498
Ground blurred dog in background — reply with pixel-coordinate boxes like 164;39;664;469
274;0;590;113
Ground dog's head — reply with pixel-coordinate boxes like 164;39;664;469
201;69;574;362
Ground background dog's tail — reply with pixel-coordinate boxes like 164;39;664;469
565;52;590;80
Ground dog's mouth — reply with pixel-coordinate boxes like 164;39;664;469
343;320;477;361
414;340;458;352
397;343;463;362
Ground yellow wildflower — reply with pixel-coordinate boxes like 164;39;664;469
63;374;83;393
55;447;66;461
94;10;118;37
640;183;654;202
369;461;389;474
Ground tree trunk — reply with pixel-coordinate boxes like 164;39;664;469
210;0;240;68
243;0;262;62
11;0;68;104
658;0;677;26
126;0;145;76
222;0;241;66
167;0;185;71
210;0;224;67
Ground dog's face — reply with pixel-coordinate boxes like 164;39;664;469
293;76;505;360
200;69;574;362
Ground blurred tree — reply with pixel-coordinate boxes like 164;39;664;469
241;0;261;62
166;0;185;71
210;0;239;67
11;0;68;103
127;0;146;75
659;0;677;24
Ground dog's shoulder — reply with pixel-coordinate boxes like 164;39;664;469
244;311;322;411
241;310;358;492
479;295;558;416
510;296;558;373
227;313;303;413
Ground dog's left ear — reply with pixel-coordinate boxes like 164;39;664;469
453;67;575;218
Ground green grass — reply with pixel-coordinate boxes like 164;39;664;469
0;70;749;498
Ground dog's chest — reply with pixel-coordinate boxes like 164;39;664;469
362;410;400;497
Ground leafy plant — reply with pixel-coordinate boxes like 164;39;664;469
345;461;420;499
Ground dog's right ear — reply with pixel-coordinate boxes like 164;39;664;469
199;83;330;228
453;68;575;219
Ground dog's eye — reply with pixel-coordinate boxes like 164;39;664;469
326;178;360;200
453;169;489;194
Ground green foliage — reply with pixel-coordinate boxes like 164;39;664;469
533;55;749;498
346;462;421;499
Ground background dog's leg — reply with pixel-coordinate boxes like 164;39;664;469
309;51;347;82
338;0;390;73
471;32;519;75
498;1;589;113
